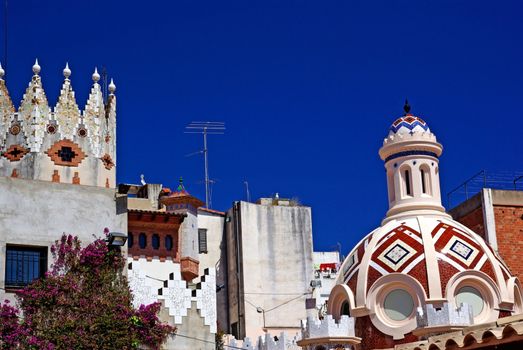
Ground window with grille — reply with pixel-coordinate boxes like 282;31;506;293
165;235;173;251
198;229;208;254
139;233;147;249
5;245;48;288
152;234;160;250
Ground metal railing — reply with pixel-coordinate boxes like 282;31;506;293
447;170;523;208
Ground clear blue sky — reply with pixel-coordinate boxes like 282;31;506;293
2;0;522;254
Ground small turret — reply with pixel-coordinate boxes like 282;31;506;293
379;101;449;223
0;60;117;188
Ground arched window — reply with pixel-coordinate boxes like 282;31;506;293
127;232;134;248
340;301;350;316
402;168;412;196
139;233;147;249
420;165;431;195
152;234;160;250
165;235;173;251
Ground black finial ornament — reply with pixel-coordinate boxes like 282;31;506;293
403;99;411;115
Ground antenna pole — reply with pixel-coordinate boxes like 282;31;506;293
244;181;251;202
3;0;7;74
203;126;209;208
185;121;225;209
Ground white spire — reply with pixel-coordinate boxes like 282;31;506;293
0;62;4;79
63;62;71;79
32;58;41;75
108;78;116;93
92;67;100;82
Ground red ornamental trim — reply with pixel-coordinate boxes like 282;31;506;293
3;144;29;162
45;139;86;167
101;153;114;170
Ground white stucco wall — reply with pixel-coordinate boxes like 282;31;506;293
230;201;314;340
0;176;127;301
197;210;227;331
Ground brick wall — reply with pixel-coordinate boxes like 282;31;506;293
453;206;486;241
494;206;523;281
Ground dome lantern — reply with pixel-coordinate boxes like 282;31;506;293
379;102;448;223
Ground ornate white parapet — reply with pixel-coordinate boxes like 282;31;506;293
297;315;360;350
301;315;355;339
414;302;473;336
225;332;300;350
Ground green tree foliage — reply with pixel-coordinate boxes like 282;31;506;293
1;234;175;349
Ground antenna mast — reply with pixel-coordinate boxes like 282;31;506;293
3;0;7;74
185;121;225;208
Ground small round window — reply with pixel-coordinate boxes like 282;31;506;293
456;286;484;317
383;289;414;321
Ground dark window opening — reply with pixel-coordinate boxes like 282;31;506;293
5;245;48;288
127;232;134;248
404;169;412;196
57;146;76;162
340;301;350;316
421;169;427;194
165;235;173;251
198;229;208;254
139;233;147;249
152;234;160;250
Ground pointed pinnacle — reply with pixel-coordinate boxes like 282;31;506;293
63;62;71;78
0;62;4;79
108;78;116;93
92;67;100;82
32;58;41;75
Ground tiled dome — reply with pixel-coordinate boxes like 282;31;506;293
330;215;518;346
389;114;430;136
388;100;430;136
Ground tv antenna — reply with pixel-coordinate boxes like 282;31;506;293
184;121;225;208
3;0;8;74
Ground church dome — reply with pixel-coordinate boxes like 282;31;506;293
327;103;523;349
330;215;519;346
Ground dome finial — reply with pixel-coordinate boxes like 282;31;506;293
92;67;100;82
63;62;71;78
403;99;411;115
32;58;41;75
108;78;116;93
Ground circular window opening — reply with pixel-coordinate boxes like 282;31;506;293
340;301;350;316
47;124;56;134
78;128;87;137
383;289;414;321
456;286;484;317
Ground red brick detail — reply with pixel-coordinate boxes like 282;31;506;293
127;211;183;262
455;206;486;240
72;172;80;185
52;170;60;183
101;153;114;170
3;144;29;162
494;206;523;282
45;139;86;167
180;256;199;281
10;169;18;178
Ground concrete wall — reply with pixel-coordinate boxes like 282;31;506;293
312;251;340;310
0;176;127;301
227;201;314;340
180;209;199;261
197;210;228;332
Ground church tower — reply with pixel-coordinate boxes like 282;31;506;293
378;100;449;223
0;60;117;187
